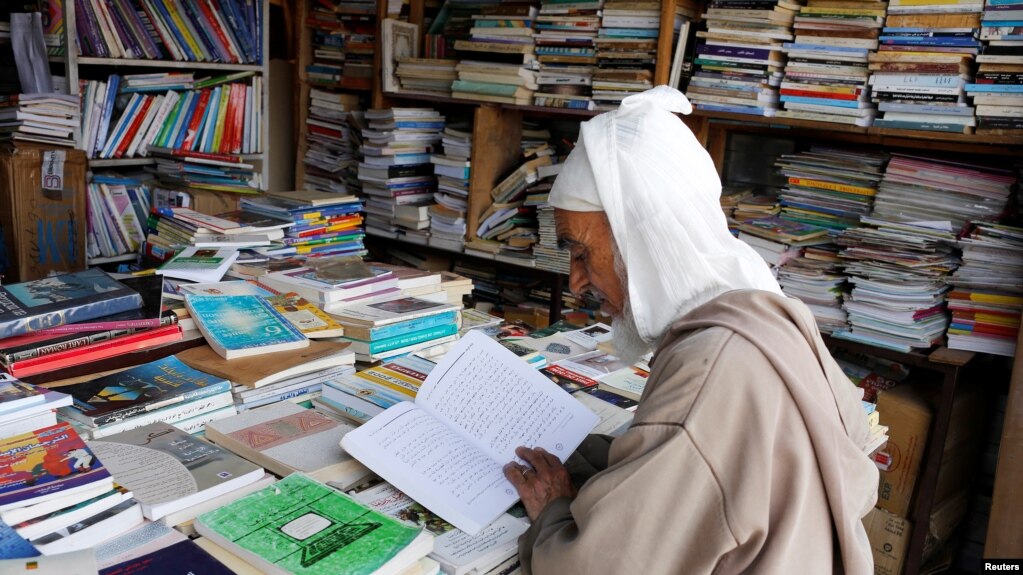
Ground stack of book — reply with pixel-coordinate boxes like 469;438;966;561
0;94;79;147
146;206;291;269
396;57;460;95
737;215;831;267
257;260;402;315
302;89;357;195
86;173;152;261
453;3;541;105
871;154;1015;231
774;0;883;126
969;2;1023;134
241;189;367;260
526;164;571;274
80;73;262;160
533;0;602;109
774;146;888;231
306;0;377;90
334;297;462;363
0;423;145;556
834;217;959;351
720;185;755;235
0;375;72;438
592;0;664;109
733;194;781;220
149;149;262;194
428;122;472;251
870;4;982;132
74;0;262;63
358;108;444;240
946;223;1023;356
0;272;185;379
55;355;234;439
319;355;436;422
689;0;794;116
777;244;851;332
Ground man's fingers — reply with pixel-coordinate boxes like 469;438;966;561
516;446;553;474
503;463;529;489
537;447;562;469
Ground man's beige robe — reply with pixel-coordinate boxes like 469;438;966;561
520;290;879;574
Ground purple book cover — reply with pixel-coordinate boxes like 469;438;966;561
0;423;110;508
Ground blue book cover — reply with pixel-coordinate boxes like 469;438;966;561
95;74;122;156
693;103;776;116
173;90;202;150
359;311;460;341
150;0;197;61
0;269;142;340
58;355;231;427
0;519;38;559
783;42;869;54
0;423;112;509
964;84;1023;93
100;539;232;575
101;94;143;159
780;95;863;108
346;323;460;354
185;295;308;359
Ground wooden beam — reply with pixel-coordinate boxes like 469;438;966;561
655;0;677;84
372;0;390;109
467;106;522;242
409;0;426;39
985;323;1023;558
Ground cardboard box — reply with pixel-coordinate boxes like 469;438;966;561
877;385;933;517
865;507;912;575
0;143;87;283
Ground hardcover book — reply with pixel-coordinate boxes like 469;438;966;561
341;331;598;535
0;269;142;339
185;295;310;359
194;473;433;575
205;402;369;488
89;422;264;521
56;355;232;427
0;423;113;510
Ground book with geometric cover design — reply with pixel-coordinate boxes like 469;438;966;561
195;474;432;575
185;295;309;359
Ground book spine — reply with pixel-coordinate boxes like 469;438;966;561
82;392;234;439
7;325;182;378
87;376;232;427
363;323;459;354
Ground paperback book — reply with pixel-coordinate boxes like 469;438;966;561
185;295;310;359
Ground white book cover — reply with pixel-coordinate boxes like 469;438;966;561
156;247;240;284
342;331;599;535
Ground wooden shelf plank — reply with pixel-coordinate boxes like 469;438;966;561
77;57;262;72
383;91;601;117
89;158;156;167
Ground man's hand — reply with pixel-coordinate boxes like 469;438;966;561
503;446;577;521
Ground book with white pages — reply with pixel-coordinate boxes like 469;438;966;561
341;331;599;535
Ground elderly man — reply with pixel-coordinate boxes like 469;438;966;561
502;87;879;574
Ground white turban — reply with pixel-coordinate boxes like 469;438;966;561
550;85;784;343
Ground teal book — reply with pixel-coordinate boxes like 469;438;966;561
185;295;309;360
343;324;459;355
194;474;433;575
450;81;527;98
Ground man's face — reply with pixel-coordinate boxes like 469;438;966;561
554;208;626;317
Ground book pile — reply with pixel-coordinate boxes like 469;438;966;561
453;3;541;105
241;189;367;259
149;149;262;194
733;194;781;220
302;89;357;194
54;355;234;439
688;0;796;116
774;0;883;126
737;215;830;270
429;122;473;252
80;73;262;160
871;154;1015;231
0;272;184;379
334;297;462;363
358;108;444;240
833;217;959;352
0;423;145;556
396;57;460;95
532;0;602;110
0;94;79;147
946;223;1023;356
870;7;982;133
591;0;671;109
74;0;262;63
777;244;851;332
86;173;152;261
306;0;377;90
835;352;902;457
774;147;888;232
969;1;1023;135
255;259;400;315
526;163;572;274
0;375;72;438
320;354;437;422
720;185;754;235
145;207;288;270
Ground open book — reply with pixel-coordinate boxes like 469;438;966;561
341;330;599;536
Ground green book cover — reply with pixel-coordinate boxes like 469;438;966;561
195;474;427;575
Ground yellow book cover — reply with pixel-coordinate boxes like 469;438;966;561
164;1;205;61
801;6;886;15
356;366;423;399
266;293;345;338
788;177;876;196
212;88;231;152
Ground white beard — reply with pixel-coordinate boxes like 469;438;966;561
610;246;652;364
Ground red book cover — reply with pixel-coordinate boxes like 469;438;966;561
779;89;860;101
113;96;155;158
182;88;212;151
230;83;246;154
198;0;240;63
220;84;239;154
0;423;112;508
6;326;183;378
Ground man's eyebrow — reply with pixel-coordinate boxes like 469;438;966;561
557;236;580;250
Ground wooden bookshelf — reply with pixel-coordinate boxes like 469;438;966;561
76;57;264;72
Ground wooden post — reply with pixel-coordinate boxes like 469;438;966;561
409;0;426;40
467;105;522;243
294;0;312;189
372;0;390;109
985;324;1023;558
655;0;677;84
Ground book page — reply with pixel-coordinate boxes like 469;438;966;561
416;330;599;463
341;402;517;536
